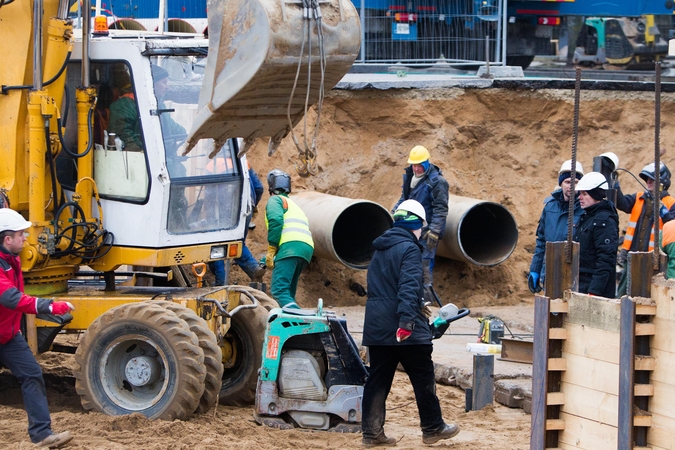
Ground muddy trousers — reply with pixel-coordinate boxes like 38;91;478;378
361;344;444;439
270;256;308;309
0;334;52;443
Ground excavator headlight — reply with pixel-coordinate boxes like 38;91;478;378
210;246;225;259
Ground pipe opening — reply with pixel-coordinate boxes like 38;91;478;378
457;203;518;266
332;203;393;269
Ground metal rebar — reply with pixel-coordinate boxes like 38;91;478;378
653;61;662;270
566;67;582;264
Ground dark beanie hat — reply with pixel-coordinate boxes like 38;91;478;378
151;64;169;82
558;171;583;186
587;187;606;201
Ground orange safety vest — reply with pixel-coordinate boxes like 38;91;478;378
662;220;675;248
622;193;675;252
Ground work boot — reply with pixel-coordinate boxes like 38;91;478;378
37;431;73;448
422;423;460;445
251;264;266;282
362;433;397;447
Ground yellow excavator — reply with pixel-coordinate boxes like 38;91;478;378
0;0;359;420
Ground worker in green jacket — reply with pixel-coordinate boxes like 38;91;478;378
108;67;144;152
262;169;314;309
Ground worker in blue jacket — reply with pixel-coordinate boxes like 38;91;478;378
528;160;585;293
361;199;459;447
392;145;449;303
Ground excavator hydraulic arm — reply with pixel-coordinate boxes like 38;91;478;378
187;0;360;157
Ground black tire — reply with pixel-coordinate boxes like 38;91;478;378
148;301;223;414
74;302;206;420
219;302;268;406
235;286;279;311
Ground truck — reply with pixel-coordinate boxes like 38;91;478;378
0;0;359;420
508;0;675;69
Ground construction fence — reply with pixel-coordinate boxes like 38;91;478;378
352;0;506;66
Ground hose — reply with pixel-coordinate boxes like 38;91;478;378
57;101;95;158
1;50;72;95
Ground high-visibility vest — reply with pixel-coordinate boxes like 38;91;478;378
622;193;675;251
267;196;314;248
662;220;675;248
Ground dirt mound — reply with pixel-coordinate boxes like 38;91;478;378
240;87;675;309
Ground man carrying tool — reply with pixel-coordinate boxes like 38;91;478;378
392;145;449;304
528;160;585;293
261;169;314;309
0;209;75;448
614;161;675;297
362;199;460;447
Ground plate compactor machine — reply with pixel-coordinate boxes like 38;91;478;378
254;300;470;431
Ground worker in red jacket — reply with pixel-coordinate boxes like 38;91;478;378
0;208;74;448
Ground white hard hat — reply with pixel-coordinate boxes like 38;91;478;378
395;199;427;225
575;172;609;191
0;209;31;232
599;152;619;171
559;159;584;176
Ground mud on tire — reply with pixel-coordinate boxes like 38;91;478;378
74;302;206;420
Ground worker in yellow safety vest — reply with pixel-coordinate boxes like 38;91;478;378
615;162;675;296
262;169;314;309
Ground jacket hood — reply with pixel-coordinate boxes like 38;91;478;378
373;227;422;251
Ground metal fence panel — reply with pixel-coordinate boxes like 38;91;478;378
354;0;505;66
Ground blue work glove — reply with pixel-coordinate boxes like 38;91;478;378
527;272;542;294
660;204;669;220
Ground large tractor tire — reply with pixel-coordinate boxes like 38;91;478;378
219;295;268;406
74;302;206;421
149;301;224;414
235;286;279;311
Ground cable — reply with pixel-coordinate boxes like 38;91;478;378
1;50;72;95
57;101;95;158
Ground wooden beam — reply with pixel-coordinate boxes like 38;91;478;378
561;352;619;395
558;412;617;449
531;295;552;450
550;299;569;314
549;328;568;340
547;392;565;405
634;384;655;397
546;419;565;431
618;296;636;450
635;356;656;371
548;358;567;371
561;322;620;365
636;323;656;336
634;415;652;427
635;304;657;316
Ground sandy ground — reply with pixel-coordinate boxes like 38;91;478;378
2;85;673;448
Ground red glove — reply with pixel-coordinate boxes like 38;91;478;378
396;328;412;342
50;301;75;315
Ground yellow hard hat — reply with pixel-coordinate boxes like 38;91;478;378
408;145;430;164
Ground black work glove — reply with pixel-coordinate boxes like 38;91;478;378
426;231;439;252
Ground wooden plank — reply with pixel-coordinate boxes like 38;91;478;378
560;352;619;396
558;382;619;427
546;419;565;431
618;297;636;450
566;292;621;332
551;299;569;314
651;316;675;353
634;416;652;427
634;356;656;371
561;322;620;365
558;412;618;450
648;348;675;384
549;358;567;371
647;410;675;449
636;323;656;336
549;328;568;340
635;304;657;316
647;380;675;421
531;295;551;450
634;384;654;397
547;392;565;405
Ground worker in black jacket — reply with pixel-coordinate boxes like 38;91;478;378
573;172;619;298
361;199;459;447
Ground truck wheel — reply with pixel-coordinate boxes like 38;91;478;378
219;301;267;406
148;301;224;414
74;302;206;420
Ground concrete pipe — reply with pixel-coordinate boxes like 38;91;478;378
291;191;393;270
436;195;518;266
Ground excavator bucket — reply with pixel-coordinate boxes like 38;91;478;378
187;0;361;156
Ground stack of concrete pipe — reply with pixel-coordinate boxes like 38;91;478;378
291;192;518;269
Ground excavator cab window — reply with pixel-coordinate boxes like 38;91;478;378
149;55;243;234
57;61;150;203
